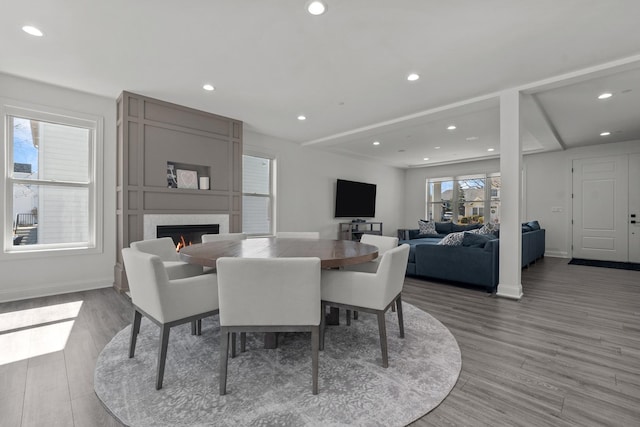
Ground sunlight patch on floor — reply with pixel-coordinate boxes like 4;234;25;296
0;301;83;365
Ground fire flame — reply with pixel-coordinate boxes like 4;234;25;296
176;235;192;252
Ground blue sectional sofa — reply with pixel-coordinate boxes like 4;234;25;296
398;221;545;292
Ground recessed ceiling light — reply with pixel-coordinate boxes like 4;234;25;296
373;141;380;146
297;115;307;121
202;84;214;91
423;157;429;161
22;25;43;37
434;146;441;149
600;131;611;136
407;73;420;82
465;136;479;141
487;148;495;152
598;92;613;100
306;1;327;15
447;125;456;131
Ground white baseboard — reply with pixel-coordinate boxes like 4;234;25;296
0;277;113;303
544;251;569;258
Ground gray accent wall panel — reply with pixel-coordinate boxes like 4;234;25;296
115;91;242;291
143;192;230;211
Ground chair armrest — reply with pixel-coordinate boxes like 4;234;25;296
321;269;387;310
159;274;219;323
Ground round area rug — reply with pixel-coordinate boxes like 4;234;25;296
95;303;461;426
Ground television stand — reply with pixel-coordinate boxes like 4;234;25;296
339;222;383;241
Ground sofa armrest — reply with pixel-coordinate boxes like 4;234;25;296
397;228;419;240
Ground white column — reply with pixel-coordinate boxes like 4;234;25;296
496;90;523;300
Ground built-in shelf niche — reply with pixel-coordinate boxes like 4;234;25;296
167;161;211;190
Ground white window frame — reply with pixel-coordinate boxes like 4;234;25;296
426;173;500;223
2;101;103;257
242;151;276;237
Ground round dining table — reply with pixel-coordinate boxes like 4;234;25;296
178;237;379;269
179;237;379;348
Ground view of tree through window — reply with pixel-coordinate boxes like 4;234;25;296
426;174;500;224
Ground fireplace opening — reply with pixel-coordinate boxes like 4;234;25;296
157;224;219;250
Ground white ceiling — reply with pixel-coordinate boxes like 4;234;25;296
2;0;640;168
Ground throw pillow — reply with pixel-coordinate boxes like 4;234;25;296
527;220;541;230
418;220;436;235
462;231;493;248
478;222;500;235
438;231;465;246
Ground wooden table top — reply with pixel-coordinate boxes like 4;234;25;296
179;237;378;269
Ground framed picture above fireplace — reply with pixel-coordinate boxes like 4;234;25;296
177;169;198;189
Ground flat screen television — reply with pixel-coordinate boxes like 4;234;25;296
334;179;377;218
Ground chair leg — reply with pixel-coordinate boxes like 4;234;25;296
197;319;202;336
191;321;197;335
377;312;389;368
219;330;230;395
391;301;396;312
311;326;319;395
231;333;237;358
129;309;142;358
319;302;326;351
346;309;351;326
353;310;358;320
156;325;171;390
396;294;405;338
240;332;246;352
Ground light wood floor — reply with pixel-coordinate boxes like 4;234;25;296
0;257;638;426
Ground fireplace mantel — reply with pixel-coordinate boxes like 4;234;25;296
143;214;229;239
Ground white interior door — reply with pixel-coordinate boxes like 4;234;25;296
629;154;640;263
572;156;628;261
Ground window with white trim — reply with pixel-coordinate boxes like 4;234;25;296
426;173;500;224
5;105;99;252
242;154;274;235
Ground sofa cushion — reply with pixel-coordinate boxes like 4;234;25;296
462;231;493;248
418;219;436;235
438;231;465;246
435;222;453;234
401;236;442;263
451;223;467;232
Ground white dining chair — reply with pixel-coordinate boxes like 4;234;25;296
201;233;247;243
130;237;203;280
122;248;219;390
320;244;410;368
276;231;320;239
344;234;399;273
342;234;400;323
216;257;322;395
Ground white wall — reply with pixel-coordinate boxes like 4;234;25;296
0;74;116;302
403;140;640;258
524;139;640;258
244;131;405;239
